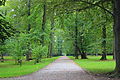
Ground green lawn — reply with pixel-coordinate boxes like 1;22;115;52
0;56;59;78
69;56;115;74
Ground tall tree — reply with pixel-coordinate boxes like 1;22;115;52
114;0;120;74
74;11;79;59
49;12;54;57
26;0;31;61
41;2;47;45
100;23;107;60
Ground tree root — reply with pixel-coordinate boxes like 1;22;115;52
109;72;120;78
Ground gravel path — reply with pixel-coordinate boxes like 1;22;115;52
0;56;96;80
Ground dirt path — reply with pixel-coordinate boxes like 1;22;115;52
0;56;96;80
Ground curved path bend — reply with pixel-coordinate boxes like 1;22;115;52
0;56;96;80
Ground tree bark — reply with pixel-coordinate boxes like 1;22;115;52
76;45;87;59
47;44;50;58
27;0;31;31
100;53;107;60
74;11;79;59
41;4;47;45
57;37;62;56
26;53;30;61
80;32;88;59
114;0;120;73
1;53;4;62
81;52;88;59
26;0;31;61
49;13;54;58
100;24;107;60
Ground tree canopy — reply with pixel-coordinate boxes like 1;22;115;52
1;0;120;76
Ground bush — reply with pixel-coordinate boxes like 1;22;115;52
5;33;28;65
31;44;48;64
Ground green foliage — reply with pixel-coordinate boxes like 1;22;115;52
60;7;113;55
0;43;5;53
0;0;116;77
0;0;6;6
5;33;28;63
0;17;15;42
0;0;113;57
31;44;48;63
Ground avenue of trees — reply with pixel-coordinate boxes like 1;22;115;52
0;0;120;76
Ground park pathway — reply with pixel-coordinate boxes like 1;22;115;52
0;56;96;80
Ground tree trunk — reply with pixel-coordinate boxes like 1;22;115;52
49;42;53;57
36;59;39;63
80;32;88;59
34;59;39;64
111;0;115;61
17;59;22;66
100;53;107;60
57;37;62;56
26;0;31;61
113;51;115;60
27;0;31;31
49;13;54;58
1;53;4;62
81;52;88;59
41;4;47;45
48;40;53;58
114;0;120;74
75;29;78;59
74;11;79;59
113;37;115;60
26;53;30;61
47;45;50;58
100;24;107;60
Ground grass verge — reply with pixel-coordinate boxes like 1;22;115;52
69;56;115;74
0;56;59;78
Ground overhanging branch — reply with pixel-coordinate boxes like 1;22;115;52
54;0;113;16
80;0;113;16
